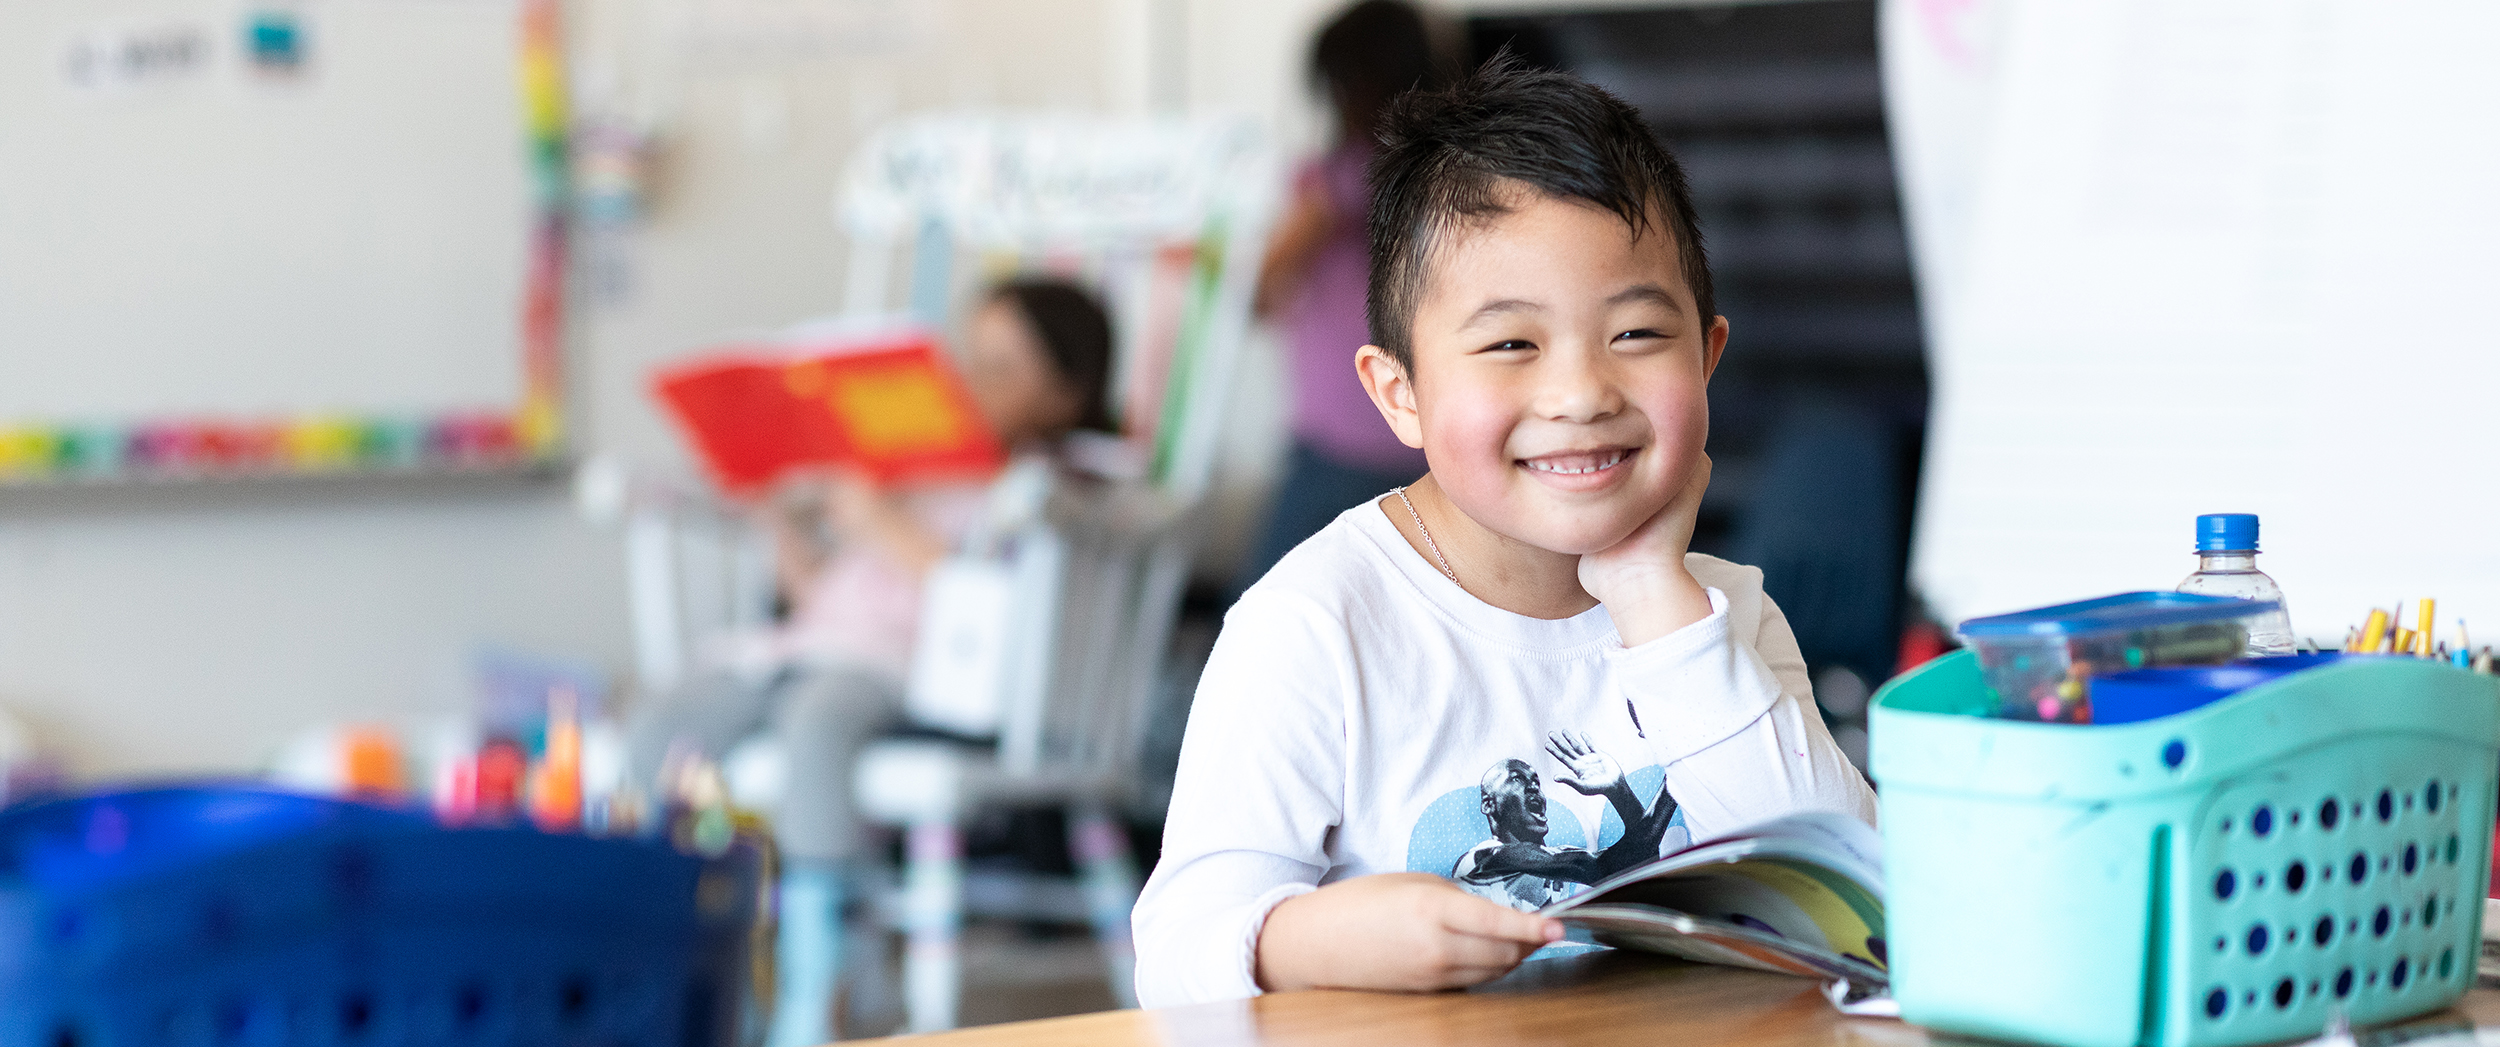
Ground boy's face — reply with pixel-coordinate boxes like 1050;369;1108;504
1363;189;1727;556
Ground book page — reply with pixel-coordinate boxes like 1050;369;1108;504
1544;814;1888;978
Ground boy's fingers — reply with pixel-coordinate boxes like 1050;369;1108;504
1438;896;1564;945
1430;939;1541;979
1416;931;1544;983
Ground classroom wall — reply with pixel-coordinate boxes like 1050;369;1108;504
0;485;626;777
0;0;1321;779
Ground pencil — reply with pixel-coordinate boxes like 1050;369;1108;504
2357;608;2391;654
2415;599;2438;657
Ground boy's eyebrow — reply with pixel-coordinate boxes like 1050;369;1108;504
1451;284;1687;332
1456;298;1544;330
1607;284;1685;314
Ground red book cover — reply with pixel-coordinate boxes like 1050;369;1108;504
651;332;1006;496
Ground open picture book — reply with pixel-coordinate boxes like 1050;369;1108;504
1545;812;1887;987
651;329;1007;496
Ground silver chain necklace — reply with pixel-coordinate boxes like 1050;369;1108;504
1393;486;1459;585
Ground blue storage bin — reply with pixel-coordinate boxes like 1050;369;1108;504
0;785;759;1047
1872;651;2498;1047
2092;656;2346;726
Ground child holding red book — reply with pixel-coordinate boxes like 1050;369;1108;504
633;277;1116;1045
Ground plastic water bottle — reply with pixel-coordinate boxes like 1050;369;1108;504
2177;513;2296;655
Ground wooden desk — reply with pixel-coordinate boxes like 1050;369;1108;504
858;953;2500;1047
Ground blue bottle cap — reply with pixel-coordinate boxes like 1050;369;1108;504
2197;513;2259;552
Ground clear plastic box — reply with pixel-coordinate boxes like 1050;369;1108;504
1957;592;2280;722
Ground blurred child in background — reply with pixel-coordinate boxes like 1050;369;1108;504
630;277;1117;1044
1235;0;1452;596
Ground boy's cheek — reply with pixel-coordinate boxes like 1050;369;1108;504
1652;396;1710;475
1417;398;1521;491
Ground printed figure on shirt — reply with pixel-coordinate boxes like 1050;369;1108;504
1448;731;1680;911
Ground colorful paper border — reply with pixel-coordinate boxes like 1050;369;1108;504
0;0;569;485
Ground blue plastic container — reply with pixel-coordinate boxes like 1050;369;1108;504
1959;592;2280;721
0;785;759;1047
2092;655;2343;726
1873;651;2499;1047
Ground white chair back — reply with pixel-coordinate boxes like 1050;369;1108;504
905;477;1188;785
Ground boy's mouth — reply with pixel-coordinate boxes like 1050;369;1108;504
1518;447;1635;477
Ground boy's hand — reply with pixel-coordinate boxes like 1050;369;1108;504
1255;873;1563;993
1577;453;1715;648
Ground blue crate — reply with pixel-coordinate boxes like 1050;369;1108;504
1872;651;2499;1047
0;785;758;1047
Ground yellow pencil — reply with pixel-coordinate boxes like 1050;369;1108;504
2393;627;2416;655
2357;608;2392;654
2416;598;2438;657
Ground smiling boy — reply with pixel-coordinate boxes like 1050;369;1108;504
1131;60;1875;1005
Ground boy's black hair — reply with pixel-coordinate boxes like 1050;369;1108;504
990;277;1119;434
1366;55;1716;373
1311;1;1449;140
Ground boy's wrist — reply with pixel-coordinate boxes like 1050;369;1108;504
1598;566;1712;648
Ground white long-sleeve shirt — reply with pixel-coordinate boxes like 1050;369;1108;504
1132;502;1877;1007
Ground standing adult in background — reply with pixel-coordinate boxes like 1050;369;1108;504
1234;0;1451;595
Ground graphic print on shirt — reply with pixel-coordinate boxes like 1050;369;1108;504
1404;731;1684;911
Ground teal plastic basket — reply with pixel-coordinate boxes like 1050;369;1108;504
1871;651;2499;1047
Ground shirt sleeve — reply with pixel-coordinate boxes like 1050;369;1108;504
1130;592;1350;1006
1608;587;1877;839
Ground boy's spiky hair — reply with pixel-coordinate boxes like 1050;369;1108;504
1365;55;1715;372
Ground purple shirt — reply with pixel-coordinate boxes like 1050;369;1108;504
1285;144;1429;476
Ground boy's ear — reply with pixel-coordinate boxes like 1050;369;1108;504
1702;315;1730;380
1354;344;1426;450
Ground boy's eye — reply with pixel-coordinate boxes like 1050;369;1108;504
1479;339;1537;353
1613;328;1668;343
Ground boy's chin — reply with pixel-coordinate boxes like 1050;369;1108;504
1504;508;1651;557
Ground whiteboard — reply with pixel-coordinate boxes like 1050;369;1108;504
1896;0;2500;642
0;0;536;427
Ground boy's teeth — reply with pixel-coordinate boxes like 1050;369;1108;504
1525;450;1628;475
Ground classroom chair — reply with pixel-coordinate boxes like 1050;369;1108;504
853;478;1192;1033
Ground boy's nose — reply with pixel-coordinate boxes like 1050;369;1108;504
1532;346;1624;424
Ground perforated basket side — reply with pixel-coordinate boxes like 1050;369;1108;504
1872;653;2500;1047
2159;675;2495;1046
